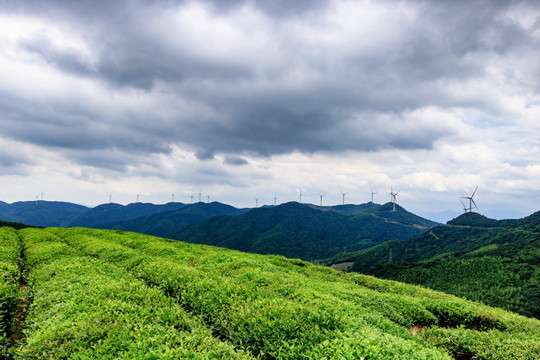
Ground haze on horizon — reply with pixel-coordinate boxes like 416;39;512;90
0;0;539;223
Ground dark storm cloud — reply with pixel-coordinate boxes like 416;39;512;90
224;156;249;166
0;0;330;19
0;94;174;158
1;0;539;169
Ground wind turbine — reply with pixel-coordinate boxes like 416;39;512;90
298;190;304;203
207;195;210;203
461;186;478;212
198;191;202;203
389;187;399;211
136;194;140;203
109;194;112;203
319;193;325;207
370;188;377;204
41;192;44;201
255;198;259;208
190;194;194;204
341;191;347;205
273;195;277;206
172;194;174;203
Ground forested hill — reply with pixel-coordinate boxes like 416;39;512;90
68;201;186;228
1;226;538;359
0;201;89;227
171;201;437;261
326;211;540;319
101;201;248;237
0;219;35;229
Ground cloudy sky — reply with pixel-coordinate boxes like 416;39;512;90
0;0;539;222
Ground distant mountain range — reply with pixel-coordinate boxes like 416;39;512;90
0;199;437;261
0;201;89;227
101;202;248;237
0;200;243;230
171;201;438;260
325;211;540;319
69;202;187;228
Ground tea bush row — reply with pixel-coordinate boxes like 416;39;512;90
16;228;252;359
49;228;454;359
0;228;20;355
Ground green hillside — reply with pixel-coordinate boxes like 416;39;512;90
326;212;540;319
172;202;436;260
102;201;247;237
68;202;186;228
0;201;89;227
1;227;539;359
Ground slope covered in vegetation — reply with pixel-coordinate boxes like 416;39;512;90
0;201;88;227
68;201;187;228
0;226;538;359
172;202;436;260
102;201;247;237
326;212;540;319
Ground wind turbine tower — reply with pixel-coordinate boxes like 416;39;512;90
172;193;174;203
460;186;478;212
255;198;259;208
389;188;399;211
109;194;112;203
341;191;347;205
370;188;377;204
299;190;304;204
41;192;44;201
190;195;194;204
274;195;277;206
136;194;140;203
319;193;325;207
198;192;202;203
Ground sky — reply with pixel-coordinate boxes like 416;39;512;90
0;0;539;223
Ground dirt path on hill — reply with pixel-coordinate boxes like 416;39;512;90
9;237;29;347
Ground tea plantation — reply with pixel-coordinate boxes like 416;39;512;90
0;226;539;359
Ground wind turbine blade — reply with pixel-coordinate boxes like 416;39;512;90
471;199;478;211
472;185;478;198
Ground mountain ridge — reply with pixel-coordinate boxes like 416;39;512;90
171;201;438;260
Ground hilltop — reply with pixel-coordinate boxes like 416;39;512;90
325;211;540;319
172;201;437;260
69;201;187;228
0;201;89;227
0;226;538;359
102;201;248;237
